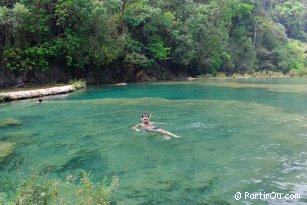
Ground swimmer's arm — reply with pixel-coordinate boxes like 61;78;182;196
132;123;142;131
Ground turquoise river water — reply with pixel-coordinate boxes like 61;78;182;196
0;78;307;204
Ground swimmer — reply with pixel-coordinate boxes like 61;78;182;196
34;99;43;104
35;98;47;104
132;113;180;138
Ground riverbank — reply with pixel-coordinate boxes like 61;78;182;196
1;72;306;102
0;80;86;102
196;69;307;80
197;71;286;79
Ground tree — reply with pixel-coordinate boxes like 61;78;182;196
274;39;305;72
275;1;306;41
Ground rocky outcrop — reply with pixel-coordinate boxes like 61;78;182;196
0;83;85;102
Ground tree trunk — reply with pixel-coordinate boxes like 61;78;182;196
253;23;257;49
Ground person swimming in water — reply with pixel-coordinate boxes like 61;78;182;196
34;98;44;104
132;113;180;138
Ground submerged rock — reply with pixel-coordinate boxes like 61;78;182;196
202;196;231;205
0;141;15;162
4;131;35;138
0;118;21;128
54;150;107;173
2;131;36;143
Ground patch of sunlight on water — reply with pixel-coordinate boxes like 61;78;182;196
0;79;307;204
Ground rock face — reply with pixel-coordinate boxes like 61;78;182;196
0;141;15;162
0;67;69;89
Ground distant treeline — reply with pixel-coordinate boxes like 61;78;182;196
0;0;306;85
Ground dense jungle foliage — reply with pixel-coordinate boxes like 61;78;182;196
0;0;306;85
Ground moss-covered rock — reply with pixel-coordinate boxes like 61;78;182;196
0;141;15;162
0;118;21;128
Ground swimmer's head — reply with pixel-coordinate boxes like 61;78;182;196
142;113;150;118
141;113;151;123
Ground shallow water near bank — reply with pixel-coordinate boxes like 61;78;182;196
0;78;307;204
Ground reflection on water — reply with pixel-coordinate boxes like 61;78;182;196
0;78;307;204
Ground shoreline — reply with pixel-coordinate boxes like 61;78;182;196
0;82;86;103
193;75;290;80
1;75;306;102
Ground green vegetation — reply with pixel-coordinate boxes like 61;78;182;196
70;79;87;89
0;94;5;102
0;0;306;84
0;169;119;205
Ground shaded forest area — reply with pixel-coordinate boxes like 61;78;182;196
0;0;306;86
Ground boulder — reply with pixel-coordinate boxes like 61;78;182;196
115;83;127;86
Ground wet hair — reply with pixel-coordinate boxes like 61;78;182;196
141;113;150;118
38;99;42;103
